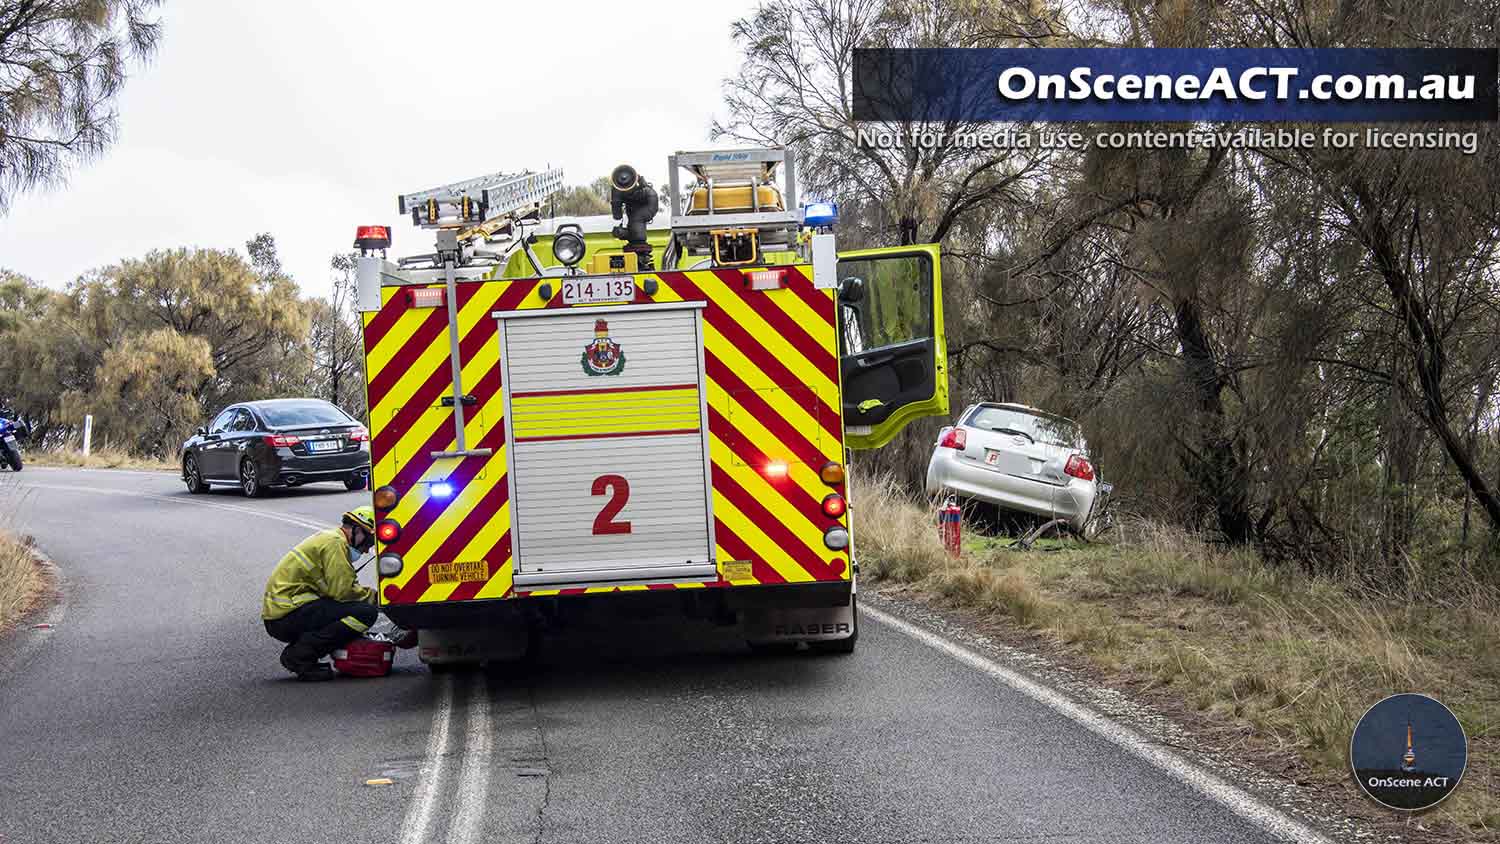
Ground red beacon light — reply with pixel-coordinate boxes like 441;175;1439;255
354;225;392;255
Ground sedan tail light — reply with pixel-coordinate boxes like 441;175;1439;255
938;428;966;450
1065;454;1095;481
348;426;369;442
266;434;300;447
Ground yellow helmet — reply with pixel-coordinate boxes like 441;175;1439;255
342;505;376;533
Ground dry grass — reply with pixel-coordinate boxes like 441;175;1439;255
31;446;178;472
0;530;48;633
857;474;1500;839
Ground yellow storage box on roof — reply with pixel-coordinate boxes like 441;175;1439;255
686;184;785;215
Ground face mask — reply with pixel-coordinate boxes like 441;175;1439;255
347;543;361;563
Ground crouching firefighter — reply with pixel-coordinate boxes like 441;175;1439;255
262;507;379;681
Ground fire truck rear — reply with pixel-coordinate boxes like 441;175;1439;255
352;149;947;666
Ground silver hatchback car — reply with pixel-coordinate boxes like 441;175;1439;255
925;402;1109;537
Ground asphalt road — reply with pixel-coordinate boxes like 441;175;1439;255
0;467;1313;844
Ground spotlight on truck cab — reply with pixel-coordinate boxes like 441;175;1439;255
553;224;587;268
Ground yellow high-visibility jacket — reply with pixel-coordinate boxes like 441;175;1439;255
262;528;376;621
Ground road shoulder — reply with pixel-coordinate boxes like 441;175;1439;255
865;585;1466;844
0;538;66;677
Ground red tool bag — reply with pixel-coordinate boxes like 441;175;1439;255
333;638;395;677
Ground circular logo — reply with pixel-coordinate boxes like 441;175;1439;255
1350;693;1467;811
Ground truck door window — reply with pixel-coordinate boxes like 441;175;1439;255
837;255;934;357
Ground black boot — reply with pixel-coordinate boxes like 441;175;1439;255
281;643;334;682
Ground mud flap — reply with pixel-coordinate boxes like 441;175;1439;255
416;618;529;667
743;590;857;644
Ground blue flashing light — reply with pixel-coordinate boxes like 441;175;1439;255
803;201;838;228
430;481;455;500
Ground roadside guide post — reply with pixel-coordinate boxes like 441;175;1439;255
82;414;93;457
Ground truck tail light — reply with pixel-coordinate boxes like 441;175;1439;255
407;288;445;308
377;553;404;578
821;493;846;518
266;434;300;447
374;485;400;510
1065;455;1095;481
823;527;850;550
938;428;966;450
377;519;401;543
763;461;789;479
745;269;786;290
819;461;845;485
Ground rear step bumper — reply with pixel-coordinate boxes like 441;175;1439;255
383;580;851;630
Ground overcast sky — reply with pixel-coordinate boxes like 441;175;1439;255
0;1;746;298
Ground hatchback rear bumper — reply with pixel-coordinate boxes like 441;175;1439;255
925;449;1094;529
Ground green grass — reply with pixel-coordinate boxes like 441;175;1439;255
857;474;1500;840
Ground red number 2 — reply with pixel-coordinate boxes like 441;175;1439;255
591;474;632;535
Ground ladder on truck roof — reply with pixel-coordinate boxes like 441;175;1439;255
399;168;565;249
377;167;565;460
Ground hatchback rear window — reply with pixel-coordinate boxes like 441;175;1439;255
966;406;1082;448
257;402;351;427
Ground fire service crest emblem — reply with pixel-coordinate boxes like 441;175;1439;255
580;319;626;376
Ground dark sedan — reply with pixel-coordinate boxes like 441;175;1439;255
181;399;370;497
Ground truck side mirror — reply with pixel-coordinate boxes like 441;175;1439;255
838;276;865;304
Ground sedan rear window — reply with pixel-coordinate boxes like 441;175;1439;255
257;402;351;427
966;406;1082;449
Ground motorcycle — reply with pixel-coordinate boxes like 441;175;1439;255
0;415;29;471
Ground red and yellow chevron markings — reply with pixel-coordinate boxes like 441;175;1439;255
363;264;848;606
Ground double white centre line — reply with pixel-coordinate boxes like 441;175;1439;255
446;674;493;844
399;672;493;844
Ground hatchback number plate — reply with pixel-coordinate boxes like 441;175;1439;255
308;439;339;453
562;276;634;305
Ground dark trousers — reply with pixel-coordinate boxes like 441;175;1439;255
265;598;378;666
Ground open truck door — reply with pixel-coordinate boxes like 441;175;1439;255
836;244;948;449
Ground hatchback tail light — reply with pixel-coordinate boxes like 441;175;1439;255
266;434;300;447
938;428;966;450
1065;454;1095;481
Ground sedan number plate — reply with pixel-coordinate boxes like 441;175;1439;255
562;276;634;305
984;449;1000;466
428;560;488;583
307;439;340;453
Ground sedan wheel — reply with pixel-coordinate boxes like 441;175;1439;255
184;456;208;494
240;459;265;498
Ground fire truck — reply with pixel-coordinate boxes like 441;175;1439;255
352;148;947;666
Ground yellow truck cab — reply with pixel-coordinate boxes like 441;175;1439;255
352;148;946;665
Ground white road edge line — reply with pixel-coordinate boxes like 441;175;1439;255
864;604;1333;844
15;477;460;842
401;672;457;844
446;672;493;844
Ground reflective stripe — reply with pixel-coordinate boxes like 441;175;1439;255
340;615;370;633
